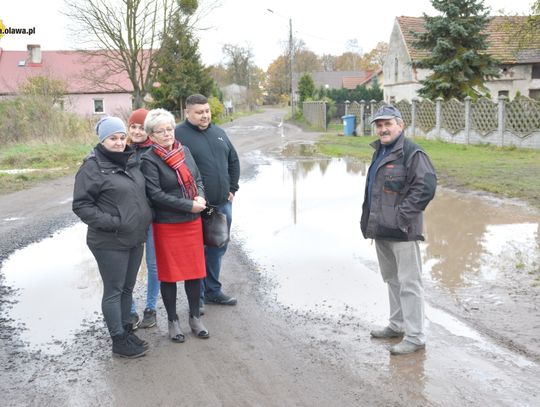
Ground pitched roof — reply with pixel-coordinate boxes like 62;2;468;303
357;68;383;86
342;71;374;89
293;71;372;90
396;15;540;64
0;48;134;95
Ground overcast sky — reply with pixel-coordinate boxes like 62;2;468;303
0;0;535;70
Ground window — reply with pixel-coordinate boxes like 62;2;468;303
394;57;399;82
529;89;540;100
532;64;540;79
93;99;104;114
498;90;509;97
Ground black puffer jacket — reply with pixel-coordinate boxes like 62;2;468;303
360;134;437;241
72;144;152;250
140;146;205;224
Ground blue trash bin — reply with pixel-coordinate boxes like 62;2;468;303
342;114;356;136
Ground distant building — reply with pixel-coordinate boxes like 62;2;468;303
292;70;376;95
384;16;540;102
222;83;248;111
0;44;134;117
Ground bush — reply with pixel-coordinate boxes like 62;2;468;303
0;96;93;144
0;76;93;145
208;96;225;119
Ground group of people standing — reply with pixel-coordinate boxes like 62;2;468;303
74;97;436;359
73;94;240;358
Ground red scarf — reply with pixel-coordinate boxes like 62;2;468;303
152;141;198;199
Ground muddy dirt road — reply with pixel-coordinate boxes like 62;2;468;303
1;108;539;406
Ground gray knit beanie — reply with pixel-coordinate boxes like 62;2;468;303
95;116;126;143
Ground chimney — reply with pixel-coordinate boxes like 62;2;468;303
27;44;42;65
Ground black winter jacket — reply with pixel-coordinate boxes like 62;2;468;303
140;146;205;224
360;133;437;241
72;145;152;250
175;121;240;205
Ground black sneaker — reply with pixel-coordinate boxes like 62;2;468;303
130;312;140;330
124;324;149;350
139;308;157;329
205;292;237;306
112;332;147;359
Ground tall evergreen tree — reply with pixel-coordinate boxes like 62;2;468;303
412;0;500;100
151;3;214;113
298;74;315;107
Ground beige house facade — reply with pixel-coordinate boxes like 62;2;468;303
384;16;540;103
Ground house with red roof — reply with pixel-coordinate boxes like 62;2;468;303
0;44;134;117
344;68;383;90
292;70;374;94
384;16;540;102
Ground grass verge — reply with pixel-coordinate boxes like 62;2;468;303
0;141;94;194
316;134;540;210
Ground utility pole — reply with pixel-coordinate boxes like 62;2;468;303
289;18;295;118
267;8;294;117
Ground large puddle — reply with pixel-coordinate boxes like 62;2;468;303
233;154;539;316
1;223;103;353
1;152;539;361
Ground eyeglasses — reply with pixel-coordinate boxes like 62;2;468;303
153;128;174;136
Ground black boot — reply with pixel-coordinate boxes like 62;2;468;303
125;323;149;350
111;332;147;358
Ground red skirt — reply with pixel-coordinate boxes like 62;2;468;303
152;218;206;282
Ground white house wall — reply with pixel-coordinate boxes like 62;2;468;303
486;65;540;99
383;22;429;102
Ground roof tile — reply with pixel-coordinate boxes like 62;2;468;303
396;15;540;64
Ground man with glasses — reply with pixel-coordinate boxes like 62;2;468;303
175;94;240;310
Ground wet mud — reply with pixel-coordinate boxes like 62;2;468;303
1;108;539;406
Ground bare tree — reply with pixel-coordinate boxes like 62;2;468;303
63;0;215;108
222;44;254;87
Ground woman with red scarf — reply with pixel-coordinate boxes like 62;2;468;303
141;108;209;343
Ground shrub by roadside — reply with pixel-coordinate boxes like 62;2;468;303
0;79;95;194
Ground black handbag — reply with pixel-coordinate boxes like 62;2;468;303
201;205;229;248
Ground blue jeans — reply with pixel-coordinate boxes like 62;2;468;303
202;201;232;299
131;225;160;313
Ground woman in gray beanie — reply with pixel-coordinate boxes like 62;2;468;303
72;116;153;358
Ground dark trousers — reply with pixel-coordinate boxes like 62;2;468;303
161;279;202;320
90;245;144;336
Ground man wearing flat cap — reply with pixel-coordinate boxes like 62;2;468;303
360;105;437;355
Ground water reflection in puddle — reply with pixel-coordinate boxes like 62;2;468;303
2;223;102;353
234;156;539;337
2;153;538;359
234;157;388;322
423;189;539;290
